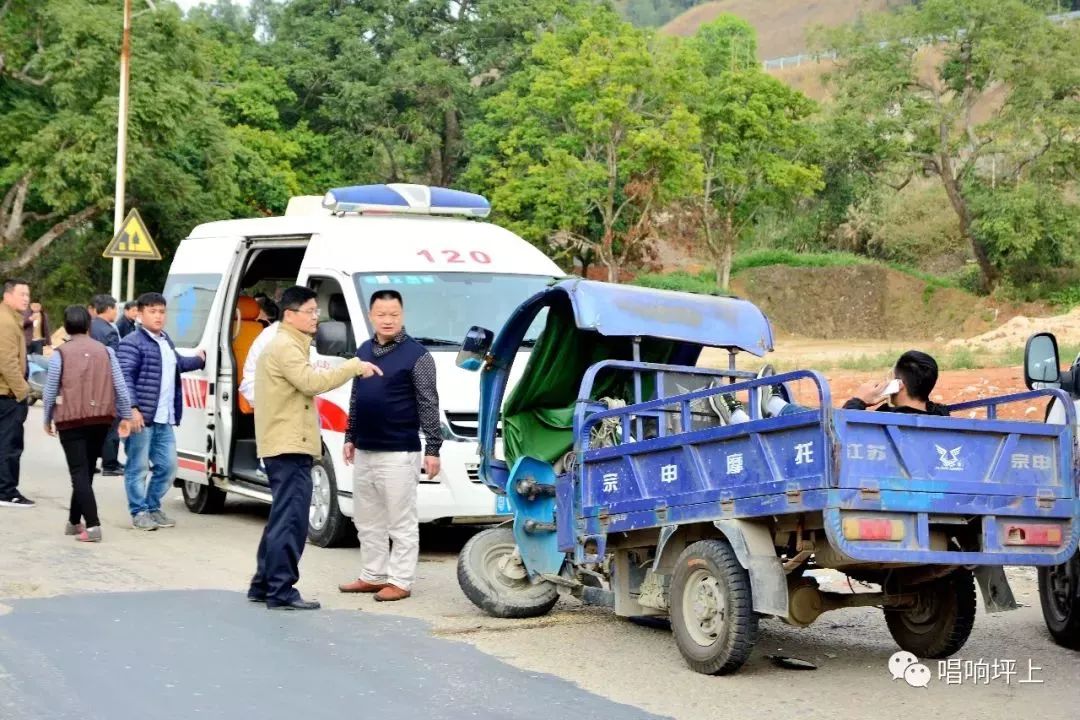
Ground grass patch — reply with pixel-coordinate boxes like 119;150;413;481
633;250;961;295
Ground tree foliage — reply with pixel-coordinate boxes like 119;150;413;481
464;8;702;281
822;0;1080;291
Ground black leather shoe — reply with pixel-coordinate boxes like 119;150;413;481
266;599;321;611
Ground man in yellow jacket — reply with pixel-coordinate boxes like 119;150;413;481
248;285;381;610
0;278;32;508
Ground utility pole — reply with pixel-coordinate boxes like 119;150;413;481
110;0;132;302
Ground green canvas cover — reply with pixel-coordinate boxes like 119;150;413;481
501;301;675;467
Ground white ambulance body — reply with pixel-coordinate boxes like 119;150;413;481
164;184;562;546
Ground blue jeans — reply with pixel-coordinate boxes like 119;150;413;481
123;422;177;517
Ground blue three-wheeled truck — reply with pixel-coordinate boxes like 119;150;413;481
454;280;1080;674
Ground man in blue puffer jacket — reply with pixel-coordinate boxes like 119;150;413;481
117;292;205;531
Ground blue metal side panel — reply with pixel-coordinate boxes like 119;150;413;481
580;412;829;523
834;409;1075;500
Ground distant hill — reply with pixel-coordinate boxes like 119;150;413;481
659;0;908;59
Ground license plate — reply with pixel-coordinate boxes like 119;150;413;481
495;495;513;515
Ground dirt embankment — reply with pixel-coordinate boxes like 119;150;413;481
730;265;1047;341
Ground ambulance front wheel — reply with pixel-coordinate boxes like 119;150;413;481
182;480;226;514
308;451;354;548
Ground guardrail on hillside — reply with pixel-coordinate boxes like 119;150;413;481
762;9;1080;70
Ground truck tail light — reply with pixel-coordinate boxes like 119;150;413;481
1004;523;1063;546
842;518;904;541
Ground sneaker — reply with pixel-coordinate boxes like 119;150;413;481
0;494;35;508
149;510;176;528
754;364;791;417
64;522;85;536
708;392;744;423
132;511;157;531
75;526;102;543
102;468;124;477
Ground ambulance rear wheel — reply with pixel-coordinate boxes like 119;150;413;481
182;480;226;514
458;526;559;619
1039;553;1080;650
670;539;758;675
307;451;353;548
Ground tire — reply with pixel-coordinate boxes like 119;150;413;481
307;450;353;548
181;480;227;514
669;539;758;675
885;569;976;658
1038;552;1080;650
457;526;559;619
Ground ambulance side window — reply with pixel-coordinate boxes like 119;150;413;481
308;276;355;355
163;273;222;347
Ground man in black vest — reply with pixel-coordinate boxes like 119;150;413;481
338;290;441;602
90;294;124;476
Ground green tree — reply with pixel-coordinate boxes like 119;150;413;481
465;10;702;282
684;20;822;288
264;0;582;189
0;0;243;312
823;0;1080;291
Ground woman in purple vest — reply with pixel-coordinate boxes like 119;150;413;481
42;306;133;542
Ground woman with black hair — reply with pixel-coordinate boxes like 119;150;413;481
42;306;133;542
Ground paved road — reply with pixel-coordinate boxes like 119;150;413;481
1;407;1078;719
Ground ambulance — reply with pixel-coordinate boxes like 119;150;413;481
163;184;564;546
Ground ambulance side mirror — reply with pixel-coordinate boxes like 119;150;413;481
1024;332;1061;390
316;321;350;358
456;326;493;371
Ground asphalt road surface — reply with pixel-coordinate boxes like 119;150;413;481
1;407;1078;720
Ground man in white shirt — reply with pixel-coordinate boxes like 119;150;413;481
239;322;279;408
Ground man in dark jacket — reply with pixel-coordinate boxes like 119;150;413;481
117;292;205;531
715;351;949;423
90;294;124;476
338;290;441;602
116;301;138;338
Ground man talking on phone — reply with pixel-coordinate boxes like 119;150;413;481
837;350;949;416
713;350;950;422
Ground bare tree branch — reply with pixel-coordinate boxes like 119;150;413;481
0;204;104;273
1010;135;1056;181
1;175;31;247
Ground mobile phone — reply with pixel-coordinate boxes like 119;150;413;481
881;378;901;397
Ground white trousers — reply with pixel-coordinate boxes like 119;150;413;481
352;450;420;590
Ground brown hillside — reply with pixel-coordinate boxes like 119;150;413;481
729;265;1047;340
660;0;902;58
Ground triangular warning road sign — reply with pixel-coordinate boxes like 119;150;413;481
103;209;161;260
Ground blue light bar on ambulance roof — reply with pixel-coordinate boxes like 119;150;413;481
322;183;491;218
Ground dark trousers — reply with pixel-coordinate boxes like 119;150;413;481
58;424;110;527
0;396;28;500
100;417;122;472
249;454;313;605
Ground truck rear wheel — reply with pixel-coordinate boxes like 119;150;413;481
182;480;226;514
457;526;559;619
1038;553;1080;650
669;539;758;675
885;569;976;658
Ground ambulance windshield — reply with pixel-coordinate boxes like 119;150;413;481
353;273;555;348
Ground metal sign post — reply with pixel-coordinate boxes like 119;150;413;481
110;0;132;301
